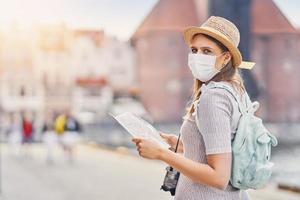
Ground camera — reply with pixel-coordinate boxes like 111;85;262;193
161;166;180;196
160;133;181;196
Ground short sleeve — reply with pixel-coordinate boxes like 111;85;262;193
196;88;233;155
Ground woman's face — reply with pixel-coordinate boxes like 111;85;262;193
190;34;231;70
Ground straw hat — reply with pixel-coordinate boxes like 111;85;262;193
183;16;254;69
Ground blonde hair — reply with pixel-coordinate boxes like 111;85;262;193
183;34;246;120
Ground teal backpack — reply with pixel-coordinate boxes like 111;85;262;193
195;81;278;190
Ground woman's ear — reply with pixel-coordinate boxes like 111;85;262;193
223;53;232;66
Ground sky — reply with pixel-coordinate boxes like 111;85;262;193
0;0;299;41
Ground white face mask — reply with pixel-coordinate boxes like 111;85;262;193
188;53;220;82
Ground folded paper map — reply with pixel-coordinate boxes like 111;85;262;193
110;112;170;149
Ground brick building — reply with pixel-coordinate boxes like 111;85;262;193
131;0;300;123
251;0;300;122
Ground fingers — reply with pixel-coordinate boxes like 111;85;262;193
168;147;175;152
160;133;172;143
132;137;142;144
160;132;174;144
132;137;143;150
136;144;143;156
159;132;168;138
160;132;175;140
132;138;144;156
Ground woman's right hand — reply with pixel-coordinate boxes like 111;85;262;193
159;132;183;153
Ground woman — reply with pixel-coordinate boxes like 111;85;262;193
132;16;254;200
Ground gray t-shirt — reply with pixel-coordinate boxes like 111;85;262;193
174;81;250;200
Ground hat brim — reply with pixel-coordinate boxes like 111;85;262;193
183;26;253;69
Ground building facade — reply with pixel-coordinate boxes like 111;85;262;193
0;24;137;125
131;0;300;123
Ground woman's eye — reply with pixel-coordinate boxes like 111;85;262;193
191;48;198;54
203;49;211;54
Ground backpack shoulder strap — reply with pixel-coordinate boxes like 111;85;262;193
202;82;248;115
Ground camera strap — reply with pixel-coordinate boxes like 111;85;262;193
169;133;181;171
174;133;181;153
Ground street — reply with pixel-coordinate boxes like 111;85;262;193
0;143;299;200
0;144;170;200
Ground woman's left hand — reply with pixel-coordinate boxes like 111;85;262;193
132;137;164;160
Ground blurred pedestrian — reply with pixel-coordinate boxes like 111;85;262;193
42;121;58;165
20;113;34;158
61;112;81;163
8;113;22;157
54;113;67;136
22;114;34;144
